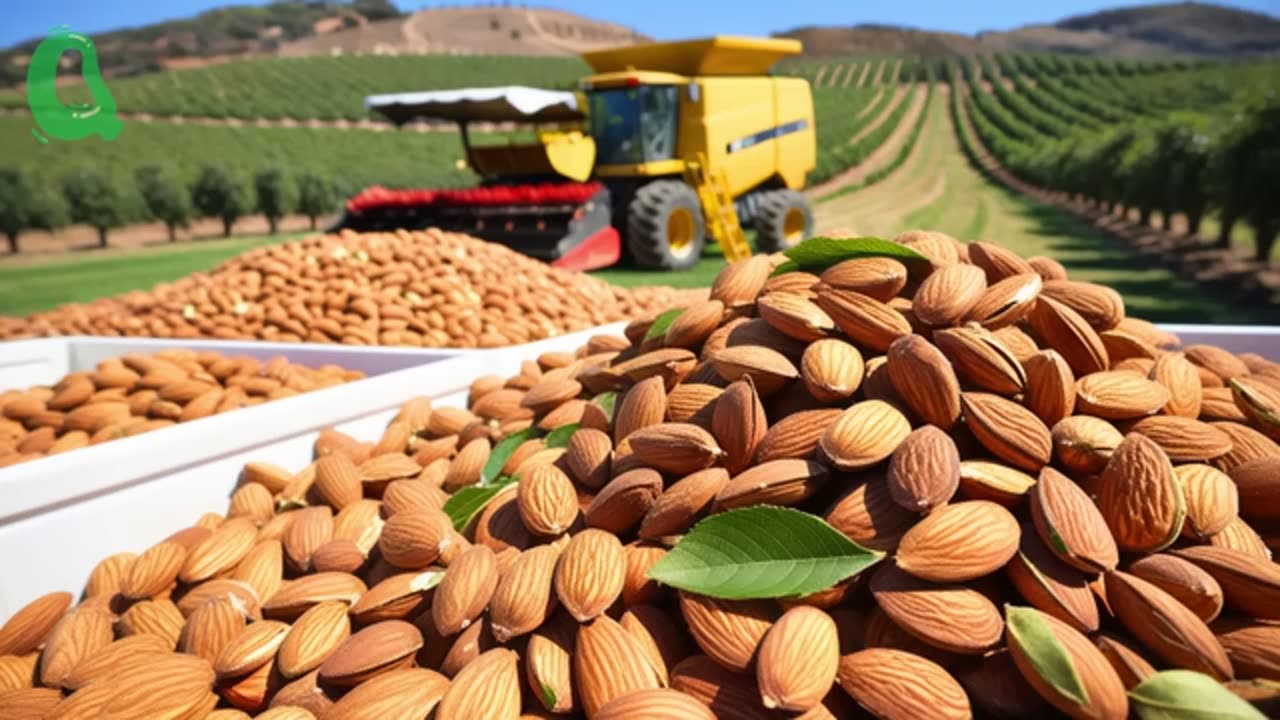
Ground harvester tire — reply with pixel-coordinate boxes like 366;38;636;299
755;189;814;253
626;180;706;271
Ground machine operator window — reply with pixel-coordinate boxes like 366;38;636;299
588;85;679;165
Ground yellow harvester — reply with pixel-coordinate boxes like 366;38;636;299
338;36;817;271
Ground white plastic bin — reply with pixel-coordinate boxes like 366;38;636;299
0;322;629;618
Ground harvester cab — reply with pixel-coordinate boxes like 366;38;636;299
335;36;817;272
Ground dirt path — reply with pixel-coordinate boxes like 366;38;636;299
804;84;927;198
814;66;828;88
847;86;907;145
953;81;1279;306
871;60;887;85
841;64;857;88
853;88;886;121
856;62;873;88
2;214;338;262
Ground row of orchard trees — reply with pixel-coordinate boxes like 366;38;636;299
0;166;346;253
990;91;1280;262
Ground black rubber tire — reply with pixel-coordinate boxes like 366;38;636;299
755;189;814;253
625;180;706;270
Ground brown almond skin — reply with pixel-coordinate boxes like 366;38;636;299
1177;464;1240;539
517;464;578;537
1006;607;1129;720
1093;633;1158;690
563;427;613;490
712;378;769;475
489;544;561;643
825;471;918;553
870;562;1004;655
1105;570;1233;681
594;688;717;720
432;544;498;637
819;400;911;471
38;606;114;688
1006;525;1100;634
435;648;521;720
586;468;664;535
887;335;962;429
1097;433;1184;553
887;425;960;513
277;600;350;679
325;667;449;720
555;529;625;622
576;615;665;717
1169;545;1280;620
1031;466;1120;573
1128;554;1224;624
837;648;972;720
896;500;1020;584
961;392;1052;472
318;619;423;687
756;606;839;712
639;467;730;540
715;458;829;511
615;375;668;444
678;592;775;672
526;612;576;714
755;408;842;463
379;508;451;570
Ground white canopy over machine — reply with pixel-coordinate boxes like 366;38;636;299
364;85;585;126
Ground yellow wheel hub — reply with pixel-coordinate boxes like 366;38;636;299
783;207;808;247
667;207;696;259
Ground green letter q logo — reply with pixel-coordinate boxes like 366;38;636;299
27;26;122;144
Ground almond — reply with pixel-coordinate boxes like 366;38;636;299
1005;606;1129;719
886;335;961;428
1213;620;1280;682
1031;466;1119;573
813;286;912;353
313;455;363;511
664;300;726;349
800;338;864;403
960;392;1052;472
710;255;771;309
1130;415;1233;461
576;615;665;717
934;325;1027;396
913;263;987;326
825;471;917;553
756;408;842;463
521;378;583;416
37;606;113;687
678;592;773;671
896;500;1020;582
1231;377;1280;440
639;468;730;540
379;508;451;569
1026;295;1109;376
757;292;834;341
518;464;578;536
1098;433;1184;552
432;545;498;636
182;517;259;583
818;400;910;471
284;506;334;573
887;425;960;512
837;648;971;720
1170;545;1280;620
1076;371;1171;420
1104;570;1233;680
349;570;441;624
555;529;625;622
755;606;838;712
262;572;366;621
118;598;185;649
1176;464;1240;539
619;603;687;682
1212;420;1280;472
666;383;721;428
215;619;291;680
122;540;187;600
870;561;1004;654
178;598;246;667
435;647;520;720
277;600;350;679
965;272;1042;329
317;619;422;687
969;241;1035;281
1093;633;1158;689
1128;554;1224;623
61;634;169;690
525;612;576;714
228;482;275;523
98;654;217;720
1186;344;1251;380
611;348;697;390
1039;280;1124;330
561;427;612;489
818;256;908;300
715;458;829;510
325;667;449;720
626;422;724;475
586;468;664;534
595;688;717;720
1229;456;1280;521
1051;415;1123;475
488;544;560;643
1007;524;1100;633
1022;349;1076;427
711;378;768;475
709;345;799;396
1151;352;1204;418
957;460;1036;507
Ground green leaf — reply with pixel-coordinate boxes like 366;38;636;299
643;307;685;342
1129;670;1266;719
770;236;929;276
539;683;557;710
592;391;617;421
543;423;581;449
480;426;538;486
1005;605;1090;707
443;478;515;531
645;505;884;599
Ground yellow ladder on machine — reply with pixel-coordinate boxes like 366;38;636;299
686;153;752;262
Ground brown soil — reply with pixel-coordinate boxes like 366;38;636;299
848;86;907;145
805;83;929;197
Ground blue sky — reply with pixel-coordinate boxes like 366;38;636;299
2;0;1277;48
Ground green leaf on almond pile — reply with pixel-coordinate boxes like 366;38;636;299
444;476;515;531
480;426;538;486
645;505;884;599
1129;670;1266;720
1005;605;1089;707
643;307;685;342
543;422;581;449
592;391;617;421
770;236;929;276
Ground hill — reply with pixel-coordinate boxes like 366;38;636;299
780;2;1279;58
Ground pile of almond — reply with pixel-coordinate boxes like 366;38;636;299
0;229;700;349
0;349;365;468
2;231;1279;719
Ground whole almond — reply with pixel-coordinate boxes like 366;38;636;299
626;422;724;474
325;667;449;720
678;592;773;671
518;464;578;536
1130;415;1233;462
433;545;498;636
1005;606;1128;719
61;634;169;691
961;392;1052;472
825;471;918;553
1039;280;1124;330
1026;295;1109;376
1231;377;1280;441
118;598;185;649
313;455;363;511
755;408;842;463
755;606;838;712
710;345;799;396
277;600;350;679
913;263;987;327
1007;524;1100;633
818;256;907;301
799;338;863;403
181;517;259;583
563;427;613;489
177;598;246;667
1170;545;1280;620
262;572;367;621
935;324;1027;396
1228;456;1280;521
1076;371;1171;420
379;508;451;569
1213;620;1280;682
757;292;835;341
814;286;913;353
896;500;1020;583
715;458;829;510
576;615;665;717
489;544;561;642
710;255;771;309
318;619;422;687
526;612;576;714
666;383;721;426
966;272;1042;329
98;654;217;720
595;688;716;720
435;647;520;720
228;482;275;523
665;300;726;349
1098;433;1184;553
819;400;910;471
122;540;187;600
640;468;730;540
1128;554;1224;623
38;606;113;687
1104;569;1232;680
215;619;291;680
586;468;664;534
1151;352;1203;418
84;552;134;599
1212;421;1280;472
887;425;960;513
1031;466;1120;573
870;562;1004;654
1207;516;1271;559
1176;464;1239;539
1022;349;1076;427
712;378;769;475
887;335;961;429
957;460;1037;507
1093;633;1158;690
1186;344;1251;380
284;506;334;573
1052;415;1124;475
837;648;971;720
555;529;625;621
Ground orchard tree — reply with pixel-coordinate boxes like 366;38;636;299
61;170;122;248
135;165;190;242
1155;114;1214;236
0;168;33;253
1117;124;1163;228
296;173;336;231
1214;97;1280;261
254;167;294;235
191;165;248;237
